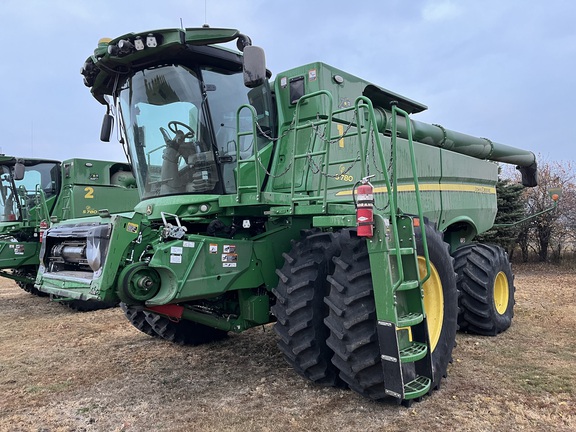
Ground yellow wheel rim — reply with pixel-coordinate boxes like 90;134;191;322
493;271;509;315
419;257;444;352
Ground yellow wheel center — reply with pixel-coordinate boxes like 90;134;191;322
493;271;509;315
419;257;444;352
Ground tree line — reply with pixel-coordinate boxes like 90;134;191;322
476;158;575;263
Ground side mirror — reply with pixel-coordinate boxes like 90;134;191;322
13;161;25;181
243;46;267;88
100;113;114;142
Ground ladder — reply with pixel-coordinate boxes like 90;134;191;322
367;105;434;401
370;214;433;401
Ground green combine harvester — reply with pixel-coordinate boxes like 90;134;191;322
0;155;138;310
36;27;539;402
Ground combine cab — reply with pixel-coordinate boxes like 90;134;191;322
36;27;540;402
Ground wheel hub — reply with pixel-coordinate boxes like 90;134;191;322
419;257;444;352
493;271;509;315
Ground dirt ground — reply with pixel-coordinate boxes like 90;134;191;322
0;263;574;432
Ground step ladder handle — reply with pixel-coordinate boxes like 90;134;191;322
236;104;262;203
291;90;334;212
391;105;431;284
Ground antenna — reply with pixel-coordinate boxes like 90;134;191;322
204;0;207;26
180;17;184;29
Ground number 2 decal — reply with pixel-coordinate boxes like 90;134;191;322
84;187;94;199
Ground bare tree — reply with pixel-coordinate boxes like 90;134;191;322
503;159;575;262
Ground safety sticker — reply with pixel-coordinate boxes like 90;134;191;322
183;241;195;248
126;222;139;233
209;244;218;254
221;254;238;262
222;253;238;268
13;244;24;255
223;245;236;253
170;255;182;264
171;246;183;255
308;69;317;81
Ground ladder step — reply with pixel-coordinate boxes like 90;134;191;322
237;185;258;191
400;341;428;363
404;375;431;400
389;247;415;255
397;312;424;328
396;280;420;291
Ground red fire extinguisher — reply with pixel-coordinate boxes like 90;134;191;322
356;177;374;237
39;220;48;242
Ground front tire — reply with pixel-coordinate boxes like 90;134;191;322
14;266;47;297
271;230;342;386
64;299;117;312
145;313;228;345
453;243;515;335
120;303;159;337
324;226;458;400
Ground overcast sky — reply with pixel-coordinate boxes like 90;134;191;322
1;0;575;169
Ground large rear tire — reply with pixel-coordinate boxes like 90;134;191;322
324;226;458;400
271;230;342;387
453;243;515;335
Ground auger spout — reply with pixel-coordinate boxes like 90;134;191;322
373;107;537;186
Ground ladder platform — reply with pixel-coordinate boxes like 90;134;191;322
404;375;431;400
396;280;420;291
397;312;424;327
400;341;428;363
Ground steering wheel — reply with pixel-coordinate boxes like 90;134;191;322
168;121;195;140
159;121;196;151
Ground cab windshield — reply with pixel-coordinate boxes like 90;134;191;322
0;162;59;222
118;64;274;199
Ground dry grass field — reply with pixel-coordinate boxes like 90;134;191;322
0;263;574;432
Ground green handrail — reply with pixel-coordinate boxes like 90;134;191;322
236;104;262;203
353;97;408;291
291;90;334;213
391;105;431;285
34;185;51;226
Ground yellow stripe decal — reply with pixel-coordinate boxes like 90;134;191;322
337;124;345;148
335;183;496;196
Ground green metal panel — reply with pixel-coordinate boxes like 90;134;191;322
51;159;138;221
0;241;40;268
144;217;308;305
438;154;499;235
